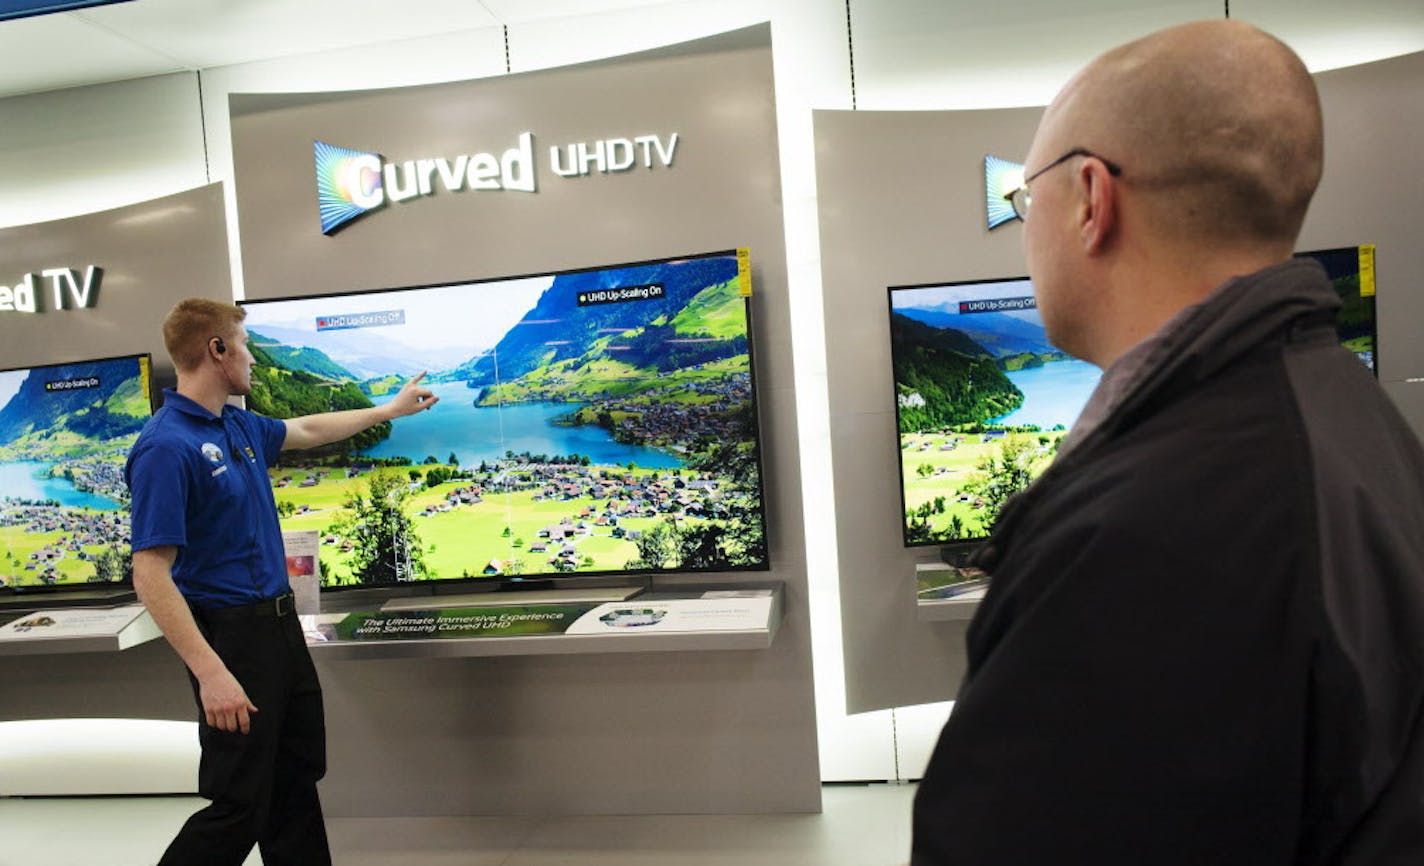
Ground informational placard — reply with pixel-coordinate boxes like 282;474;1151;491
325;604;602;642
565;596;773;634
0;605;145;640
316;594;776;643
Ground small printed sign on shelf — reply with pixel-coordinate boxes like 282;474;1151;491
565;597;773;634
307;596;775;643
0;605;146;640
322;604;602;642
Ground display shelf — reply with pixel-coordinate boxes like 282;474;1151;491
0;604;161;656
305;583;784;660
917;595;981;622
915;561;985;622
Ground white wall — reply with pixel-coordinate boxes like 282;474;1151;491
1;0;1421;784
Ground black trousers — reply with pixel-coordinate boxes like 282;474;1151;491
161;607;331;866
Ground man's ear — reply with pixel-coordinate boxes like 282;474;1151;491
1077;159;1118;256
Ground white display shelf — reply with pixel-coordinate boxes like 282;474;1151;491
0;604;162;656
305;583;785;661
917;596;981;622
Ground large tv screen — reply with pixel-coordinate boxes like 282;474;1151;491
888;278;1100;546
891;255;1379;549
1297;245;1377;374
0;354;152;590
240;250;767;587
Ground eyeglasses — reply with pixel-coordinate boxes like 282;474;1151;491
1004;148;1123;221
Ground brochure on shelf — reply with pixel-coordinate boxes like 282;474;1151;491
282;529;321;615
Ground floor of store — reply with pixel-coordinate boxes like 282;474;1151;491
0;782;916;865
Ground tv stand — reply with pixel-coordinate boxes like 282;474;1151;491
0;587;137;611
938;542;980;567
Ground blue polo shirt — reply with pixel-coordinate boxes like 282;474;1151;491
125;389;289;610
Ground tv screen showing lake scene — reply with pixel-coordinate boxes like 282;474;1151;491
0;354;152;589
888;278;1100;546
240;250;767;586
1297;246;1377;374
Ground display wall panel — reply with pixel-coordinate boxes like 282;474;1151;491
814;105;1042;714
0;73;208;229
815;49;1424;715
228;24;819;816
0;183;233;392
1299;51;1424;385
231;26;782;299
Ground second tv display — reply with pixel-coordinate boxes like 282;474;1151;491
889;278;1100;546
890;252;1380;548
241;251;767;586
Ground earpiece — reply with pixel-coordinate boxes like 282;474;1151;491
213;337;227;355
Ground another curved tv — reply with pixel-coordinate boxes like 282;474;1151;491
890;256;1379;549
240;250;767;588
0;354;153;592
888;278;1100;547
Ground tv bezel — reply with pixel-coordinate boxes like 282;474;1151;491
1295;245;1379;378
237;249;771;591
0;351;154;598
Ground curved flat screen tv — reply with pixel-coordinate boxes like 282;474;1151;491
888;278;1100;547
239;250;767;588
891;256;1379;548
0;354;153;591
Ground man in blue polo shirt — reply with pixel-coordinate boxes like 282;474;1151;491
126;298;438;866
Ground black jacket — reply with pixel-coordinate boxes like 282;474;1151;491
912;260;1424;865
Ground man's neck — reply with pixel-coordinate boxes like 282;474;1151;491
1090;245;1289;368
175;373;232;418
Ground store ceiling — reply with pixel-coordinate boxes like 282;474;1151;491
0;0;680;98
0;0;1420;102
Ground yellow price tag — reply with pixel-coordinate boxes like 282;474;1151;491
737;248;752;297
1359;244;1376;297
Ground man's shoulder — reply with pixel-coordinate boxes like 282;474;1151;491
135;404;187;441
130;406;210;461
226;403;283;430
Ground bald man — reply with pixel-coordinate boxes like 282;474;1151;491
912;20;1424;866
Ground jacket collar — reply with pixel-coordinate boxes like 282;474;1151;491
973;257;1340;570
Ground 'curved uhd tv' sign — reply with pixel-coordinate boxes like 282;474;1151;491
315;132;680;235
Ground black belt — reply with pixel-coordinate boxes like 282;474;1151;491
194;592;296;622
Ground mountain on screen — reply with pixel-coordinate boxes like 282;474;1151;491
450;257;741;386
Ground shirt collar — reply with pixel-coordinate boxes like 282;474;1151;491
1054;275;1240;460
162;387;225;422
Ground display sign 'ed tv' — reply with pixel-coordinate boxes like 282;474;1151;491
0;354;152;591
240;250;767;588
